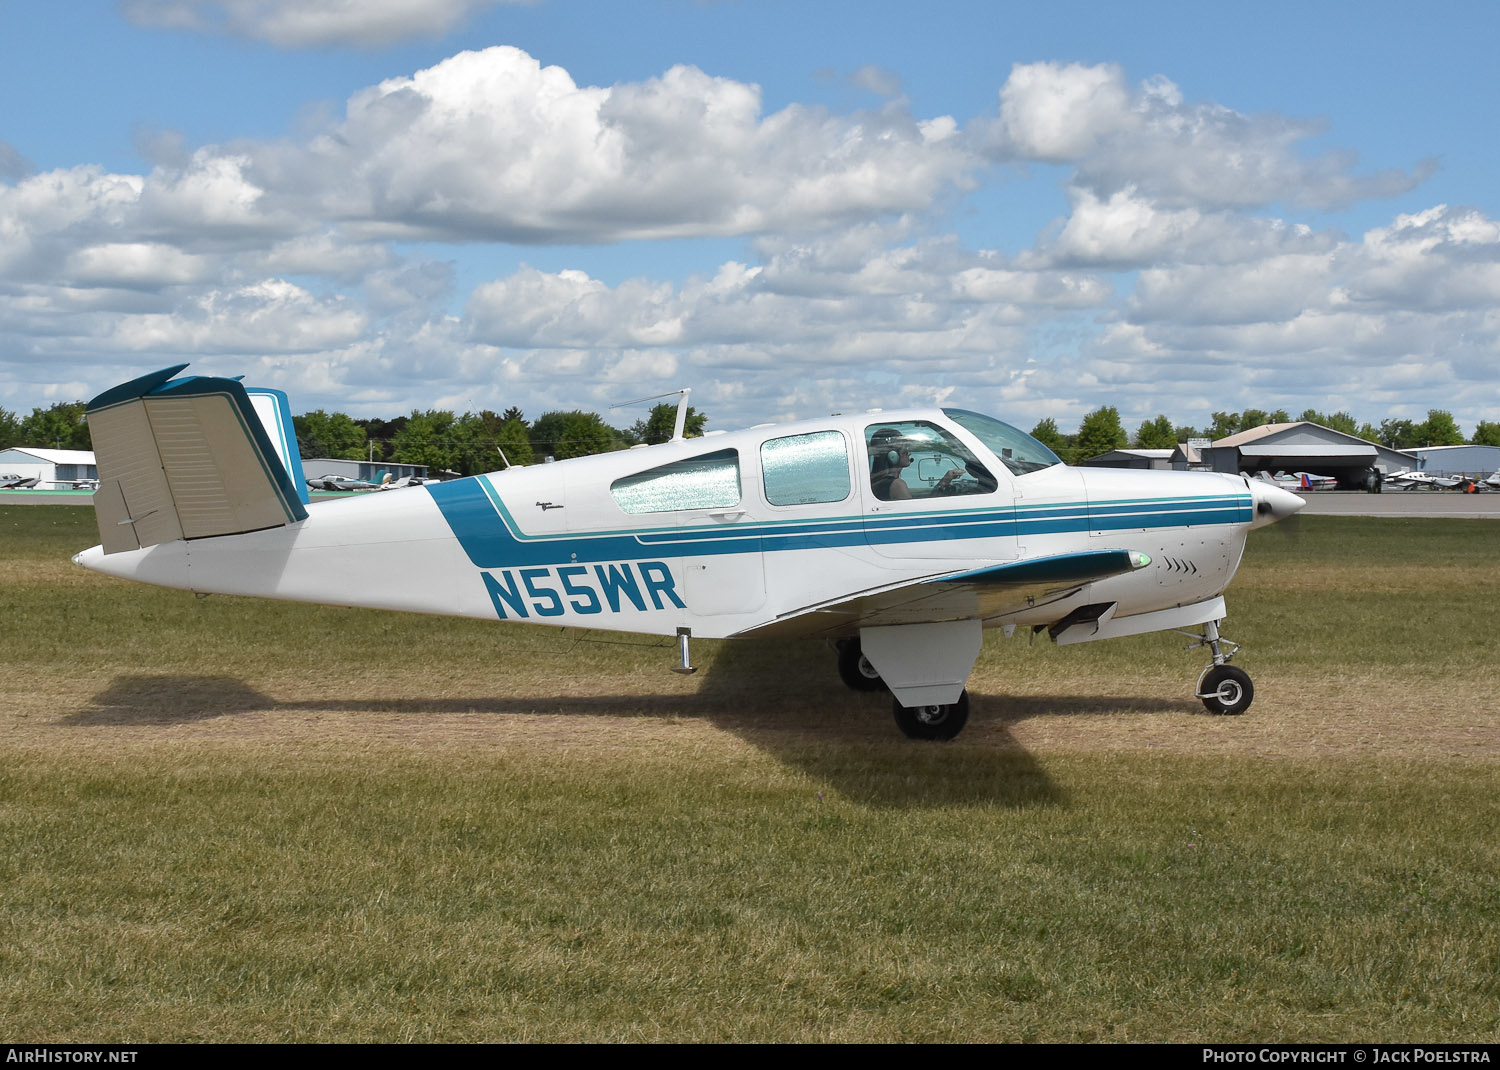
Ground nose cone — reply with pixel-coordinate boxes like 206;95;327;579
1248;479;1305;529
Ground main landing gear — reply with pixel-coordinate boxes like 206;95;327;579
1184;619;1254;715
891;690;970;741
829;616;1255;740
834;638;885;692
832;636;971;740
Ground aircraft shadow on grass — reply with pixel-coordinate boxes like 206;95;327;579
67;677;1052;810
68;674;274;724
995;694;1204;723
66;640;1190;807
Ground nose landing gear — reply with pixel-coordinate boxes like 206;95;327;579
1181;619;1254;715
1199;663;1253;715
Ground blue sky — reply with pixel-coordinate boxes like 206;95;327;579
2;0;1497;434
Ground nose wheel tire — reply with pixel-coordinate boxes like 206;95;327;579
892;690;970;741
1198;665;1253;716
836;639;886;692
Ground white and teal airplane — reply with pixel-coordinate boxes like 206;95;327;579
74;366;1303;740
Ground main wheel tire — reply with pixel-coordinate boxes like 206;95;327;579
1199;665;1253;715
892;690;970;741
837;640;886;692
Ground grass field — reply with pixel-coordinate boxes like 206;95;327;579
1;506;1497;1042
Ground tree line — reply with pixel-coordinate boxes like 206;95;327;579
0;399;707;477
1030;406;1500;466
1;401;92;454
4;399;1497;475
289;403;706;476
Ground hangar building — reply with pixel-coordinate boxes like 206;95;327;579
0;447;97;486
1408;444;1500;478
1197;422;1412;491
1081;448;1174;471
301;457;432;484
1170;442;1208;471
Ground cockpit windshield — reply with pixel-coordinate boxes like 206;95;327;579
942;408;1062;475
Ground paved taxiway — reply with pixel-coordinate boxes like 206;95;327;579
1295;490;1500;518
0;490;96;505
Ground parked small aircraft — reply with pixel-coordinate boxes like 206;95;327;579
1384;469;1478;491
0;474;97;490
73;366;1304;740
376;473;437;491
306;474;379;492
1253;471;1335;492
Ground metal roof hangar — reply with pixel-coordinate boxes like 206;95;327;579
1409;444;1500;478
1082;448;1175;471
1198;422;1412;491
301;458;432;483
0;447;98;485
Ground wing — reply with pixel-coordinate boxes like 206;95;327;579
734;548;1151;639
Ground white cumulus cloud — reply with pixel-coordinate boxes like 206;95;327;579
1026;187;1335;270
109;279;367;353
266;47;975;243
64;243;215;288
2;43;1486;432
0;167;145;277
120;0;528;48
997;61;1131;163
987;61;1434;211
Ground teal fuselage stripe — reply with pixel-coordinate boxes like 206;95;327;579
425;477;1252;570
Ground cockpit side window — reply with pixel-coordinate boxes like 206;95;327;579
864;421;997;502
761;431;851;506
610;449;741;514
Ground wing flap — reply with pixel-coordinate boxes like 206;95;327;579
735;548;1149;638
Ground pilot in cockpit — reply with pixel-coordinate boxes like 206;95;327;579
868;427;960;501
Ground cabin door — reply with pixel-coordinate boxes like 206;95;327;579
857;418;1019;563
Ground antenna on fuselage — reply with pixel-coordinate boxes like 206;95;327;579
610;387;694;442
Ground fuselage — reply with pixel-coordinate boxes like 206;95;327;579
76;407;1287;641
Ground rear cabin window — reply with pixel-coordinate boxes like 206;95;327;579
610;449;741;514
761;431;851;506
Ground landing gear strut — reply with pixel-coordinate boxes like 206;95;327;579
1182;619;1254;715
836;621;984;741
